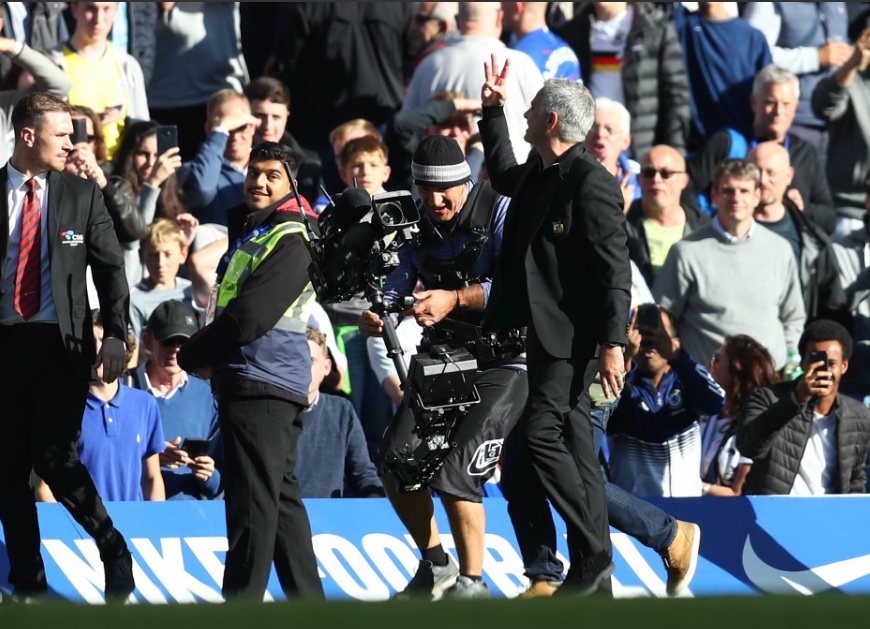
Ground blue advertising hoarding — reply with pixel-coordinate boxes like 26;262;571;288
3;497;870;603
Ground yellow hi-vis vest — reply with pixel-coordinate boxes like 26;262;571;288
214;221;315;394
216;221;315;328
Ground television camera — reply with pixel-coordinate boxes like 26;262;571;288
294;180;482;491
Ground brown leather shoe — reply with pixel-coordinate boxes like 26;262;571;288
661;520;701;597
517;579;562;599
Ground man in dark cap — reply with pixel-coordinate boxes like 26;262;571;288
359;134;528;600
131;300;223;502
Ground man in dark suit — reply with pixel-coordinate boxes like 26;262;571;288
478;55;632;595
0;92;134;601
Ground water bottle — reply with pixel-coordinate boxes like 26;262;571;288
784;349;803;381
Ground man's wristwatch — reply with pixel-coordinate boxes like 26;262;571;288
456;289;469;310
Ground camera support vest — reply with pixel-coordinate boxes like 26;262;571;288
415;180;500;291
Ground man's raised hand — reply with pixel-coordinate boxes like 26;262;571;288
482;53;510;108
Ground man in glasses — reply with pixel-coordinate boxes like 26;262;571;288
625;145;709;288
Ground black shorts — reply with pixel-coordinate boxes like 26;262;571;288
377;366;528;502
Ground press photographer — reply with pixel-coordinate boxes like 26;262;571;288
357;135;528;600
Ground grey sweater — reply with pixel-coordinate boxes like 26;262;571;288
653;221;806;370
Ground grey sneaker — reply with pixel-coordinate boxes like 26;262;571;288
441;575;490;600
395;558;459;600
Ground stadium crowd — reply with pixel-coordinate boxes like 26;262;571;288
2;0;870;600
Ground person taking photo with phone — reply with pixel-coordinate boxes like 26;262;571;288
737;319;870;495
108;120;184;286
607;304;726;498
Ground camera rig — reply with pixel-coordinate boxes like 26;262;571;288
293;177;483;491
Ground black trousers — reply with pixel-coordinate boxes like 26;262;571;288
0;324;127;595
218;395;324;600
502;327;611;579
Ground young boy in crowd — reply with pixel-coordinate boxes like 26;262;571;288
129;218;197;341
337;135;392;198
36;311;166;502
295;325;384;499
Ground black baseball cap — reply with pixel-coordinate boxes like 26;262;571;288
146;299;199;342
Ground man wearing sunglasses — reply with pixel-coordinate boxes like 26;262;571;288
625;145;709;288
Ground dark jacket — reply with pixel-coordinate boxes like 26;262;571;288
555;2;690;159
686;128;836;234
479;107;631;359
777;200;848;325
624;199;709;288
737;380;870;495
273;2;415;148
178;196;314;404
103;176;147;244
0;167;128;378
127;2;158;88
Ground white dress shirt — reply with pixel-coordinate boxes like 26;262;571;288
1;163;58;323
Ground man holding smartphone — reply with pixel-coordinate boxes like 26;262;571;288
130;300;222;501
738;319;870;495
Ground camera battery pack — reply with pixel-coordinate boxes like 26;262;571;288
409;349;478;407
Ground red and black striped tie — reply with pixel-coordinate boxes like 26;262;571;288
13;178;41;320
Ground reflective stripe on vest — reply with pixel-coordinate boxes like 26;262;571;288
215;221;314;333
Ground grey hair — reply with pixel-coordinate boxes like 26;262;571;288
539;78;595;143
594;97;631;135
752;64;800;100
430;2;458;26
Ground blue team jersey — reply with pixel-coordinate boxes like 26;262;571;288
511;27;582;82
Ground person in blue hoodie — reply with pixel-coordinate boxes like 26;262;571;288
607;303;726;497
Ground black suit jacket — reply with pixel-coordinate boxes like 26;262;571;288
0;167;129;378
479;108;631;360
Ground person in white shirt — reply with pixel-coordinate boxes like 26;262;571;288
737;319;870;495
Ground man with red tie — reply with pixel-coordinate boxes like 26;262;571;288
0;92;133;602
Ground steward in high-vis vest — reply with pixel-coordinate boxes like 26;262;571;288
178;142;324;602
357;135;528;600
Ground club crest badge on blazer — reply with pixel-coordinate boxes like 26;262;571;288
552;220;565;236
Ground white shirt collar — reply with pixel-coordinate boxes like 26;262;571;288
143;367;189;399
711;215;756;243
7;162;47;193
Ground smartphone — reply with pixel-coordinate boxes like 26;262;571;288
181;437;210;459
636;304;660;330
71;118;88;145
808;350;829;371
156;124;178;156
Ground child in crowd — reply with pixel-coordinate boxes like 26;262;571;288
337;135;392;198
36;311;165;502
129;218;197;341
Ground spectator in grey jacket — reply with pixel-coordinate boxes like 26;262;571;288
811;24;870;236
0;32;71;165
737;319;870;495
